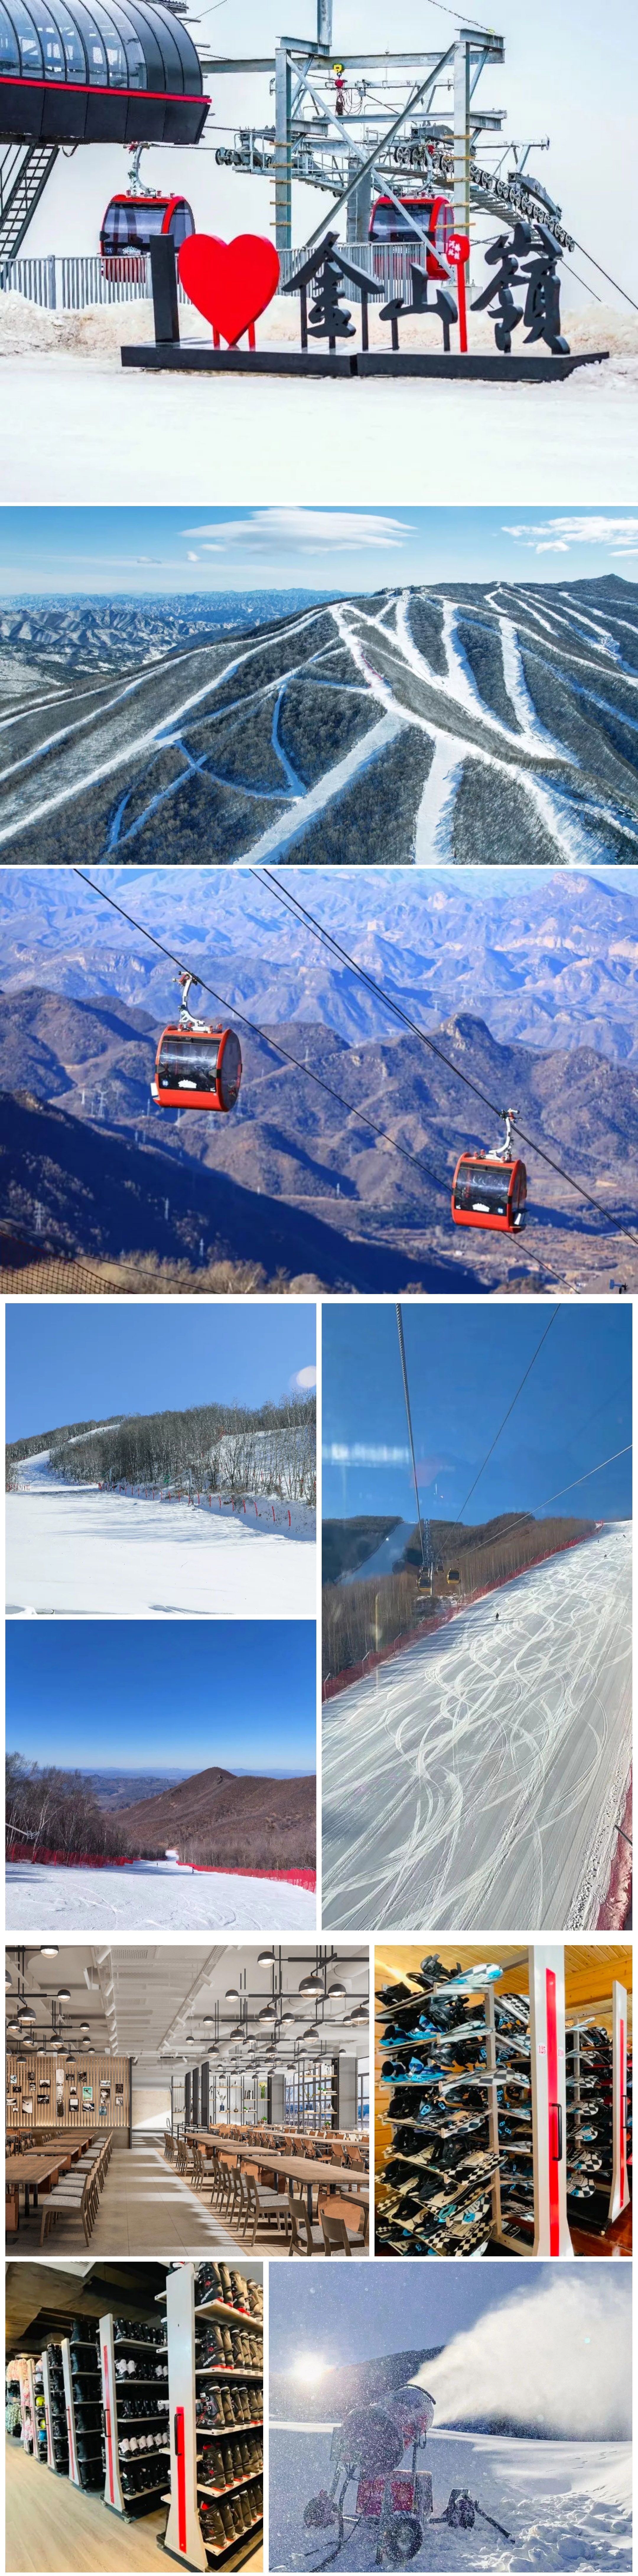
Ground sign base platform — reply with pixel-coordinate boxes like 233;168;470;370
121;343;609;381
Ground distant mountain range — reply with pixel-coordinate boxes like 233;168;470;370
0;591;328;681
78;1769;191;1810
1;1086;475;1291
1;866;637;1291
0;578;636;864
2;862;637;1063
115;1762;316;1871
2;990;637;1215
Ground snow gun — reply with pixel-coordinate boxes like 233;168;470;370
302;2384;513;2566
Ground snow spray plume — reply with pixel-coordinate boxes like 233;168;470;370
415;2277;631;2440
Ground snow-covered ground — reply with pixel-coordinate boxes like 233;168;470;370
5;1852;316;1931
0;298;635;504
322;1525;632;1931
341;1521;414;1585
6;1449;315;1617
269;2425;632;2573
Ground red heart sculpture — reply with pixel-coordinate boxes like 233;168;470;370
178;232;281;346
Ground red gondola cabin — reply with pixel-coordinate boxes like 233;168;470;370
451;1151;527;1233
100;192;195;262
151;1022;242;1113
369;192;453;277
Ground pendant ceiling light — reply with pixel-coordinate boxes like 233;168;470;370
257;1950;274;1966
225;1987;240;2002
40;1946;58;1958
299;1971;324;1995
326;1979;347;1998
56;1988;71;2003
258;2005;275;2023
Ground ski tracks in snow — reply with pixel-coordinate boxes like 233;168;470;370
322;1525;632;1932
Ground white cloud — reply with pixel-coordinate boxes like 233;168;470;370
504;515;638;555
181;508;411;557
293;1366;317;1388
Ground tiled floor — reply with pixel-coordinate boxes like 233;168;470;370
12;2145;240;2258
9;2142;368;2258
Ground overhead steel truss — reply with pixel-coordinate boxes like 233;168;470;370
201;1;573;252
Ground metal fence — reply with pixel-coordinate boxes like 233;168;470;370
0;251;188;308
0;241;420;311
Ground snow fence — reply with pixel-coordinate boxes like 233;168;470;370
6;1839;315;1890
98;1481;305;1531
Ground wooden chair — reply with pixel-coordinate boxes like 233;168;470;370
40;2168;95;2249
244;2170;290;2248
186;2142;206;2193
320;2196;367;2252
320;2209;355;2257
286;2190;323;2255
205;2151;227;2213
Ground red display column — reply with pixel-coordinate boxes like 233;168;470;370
609;1979;631;2222
163;2264;207;2573
529;1945;573;2258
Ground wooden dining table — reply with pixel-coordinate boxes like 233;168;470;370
191;2130;369;2229
5;2139;92;2225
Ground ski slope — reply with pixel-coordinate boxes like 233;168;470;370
269;2424;632;2573
5;1852;316;1932
6;1449;315;1617
322;1525;631;1932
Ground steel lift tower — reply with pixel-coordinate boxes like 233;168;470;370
202;0;570;254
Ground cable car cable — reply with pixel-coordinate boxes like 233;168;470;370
396;1304;427;1569
532;1444;632;1512
254;869;638;1250
71;869;447;1196
448;1307;560;1534
416;1395;631;1576
567;241;638;315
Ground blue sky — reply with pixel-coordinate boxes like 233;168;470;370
6;1621;317;1773
322;1305;632;1525
268;2264;624;2375
1;509;637;595
5;1304;316;1446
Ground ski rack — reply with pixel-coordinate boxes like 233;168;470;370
160;2264;264;2574
32;2356;48;2466
100;2312;169;2520
60;2339;82;2488
41;2345;67;2474
20;2357;38;2457
565;1978;631;2232
376;1945;572;2258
